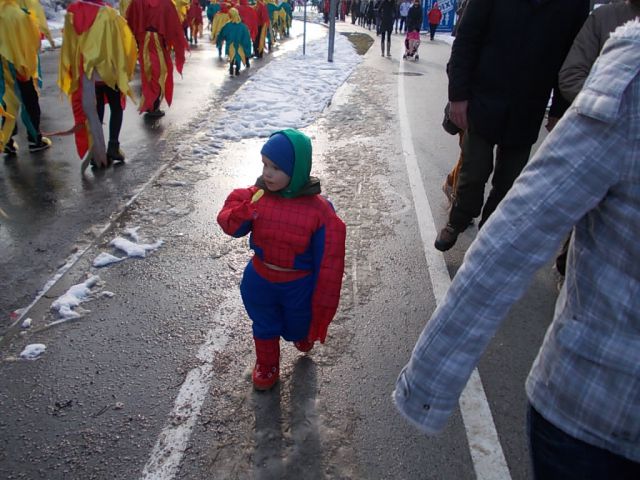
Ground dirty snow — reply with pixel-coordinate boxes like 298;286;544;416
93;252;126;267
50;276;101;320
20;344;47;360
109;237;163;258
21;318;32;329
201;32;362;147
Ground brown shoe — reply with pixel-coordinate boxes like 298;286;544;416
434;224;461;252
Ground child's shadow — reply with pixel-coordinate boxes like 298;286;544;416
252;356;324;480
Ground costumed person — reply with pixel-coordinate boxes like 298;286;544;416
211;1;232;57
237;0;258;53
217;129;346;391
0;0;53;156
58;0;137;171
280;0;292;37
126;0;188;118
266;0;280;42
427;1;442;41
206;0;220;29
184;0;204;44
253;0;271;58
216;7;252;75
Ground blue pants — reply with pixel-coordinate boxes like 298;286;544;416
527;404;640;479
240;261;313;341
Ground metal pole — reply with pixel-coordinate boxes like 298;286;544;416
303;0;307;55
328;0;337;62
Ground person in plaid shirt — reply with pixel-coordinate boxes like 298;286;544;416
218;129;346;391
394;20;640;478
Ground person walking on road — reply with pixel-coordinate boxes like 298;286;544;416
379;0;396;56
394;20;640;478
427;1;442;40
434;0;590;252
58;0;137;170
126;0;187;118
217;129;346;391
398;0;411;33
0;0;53;156
216;7;252;76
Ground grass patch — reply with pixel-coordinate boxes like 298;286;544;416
340;32;375;55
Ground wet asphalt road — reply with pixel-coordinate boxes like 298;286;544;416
0;18;560;480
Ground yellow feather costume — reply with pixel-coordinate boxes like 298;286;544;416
58;6;137;99
0;0;40;150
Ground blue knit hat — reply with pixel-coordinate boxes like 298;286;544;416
260;133;295;177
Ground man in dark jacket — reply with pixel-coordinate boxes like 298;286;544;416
434;0;590;251
406;0;422;33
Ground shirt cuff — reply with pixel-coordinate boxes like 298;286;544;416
392;366;454;436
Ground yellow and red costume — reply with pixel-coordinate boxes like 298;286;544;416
253;0;270;57
236;0;258;44
0;0;41;151
126;0;187;114
211;2;232;44
58;0;137;163
184;0;204;44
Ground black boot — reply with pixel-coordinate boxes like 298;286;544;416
107;140;125;163
229;63;234;75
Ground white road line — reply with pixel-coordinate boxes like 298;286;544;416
140;301;234;480
397;58;511;480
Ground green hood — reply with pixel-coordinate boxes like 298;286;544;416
275;129;313;198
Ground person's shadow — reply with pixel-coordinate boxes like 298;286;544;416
251;355;324;479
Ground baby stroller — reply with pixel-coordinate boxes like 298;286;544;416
403;30;420;61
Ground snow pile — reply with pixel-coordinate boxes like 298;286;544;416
109;237;163;258
50;275;101;320
93;252;126;267
93;228;162;266
21;318;32;329
208;34;362;142
20;344;46;360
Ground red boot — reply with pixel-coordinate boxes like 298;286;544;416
252;337;280;390
294;338;314;353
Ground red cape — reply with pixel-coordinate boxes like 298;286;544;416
126;0;187;74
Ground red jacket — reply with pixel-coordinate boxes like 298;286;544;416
218;186;346;343
428;6;442;24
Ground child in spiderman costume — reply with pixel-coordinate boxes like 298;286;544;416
217;129;346;391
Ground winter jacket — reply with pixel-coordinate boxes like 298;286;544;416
559;0;640;102
379;0;396;30
427;5;442;24
448;0;589;147
406;3;422;31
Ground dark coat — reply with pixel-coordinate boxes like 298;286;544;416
448;0;589;146
406;3;423;32
379;0;396;30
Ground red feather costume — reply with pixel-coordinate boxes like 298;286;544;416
126;0;187;113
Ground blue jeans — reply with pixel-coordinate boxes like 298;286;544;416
527;404;640;480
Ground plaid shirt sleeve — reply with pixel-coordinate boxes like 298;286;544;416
392;43;638;434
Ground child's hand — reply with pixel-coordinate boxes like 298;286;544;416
251;189;264;204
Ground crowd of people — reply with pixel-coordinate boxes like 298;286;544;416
0;0;295;172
